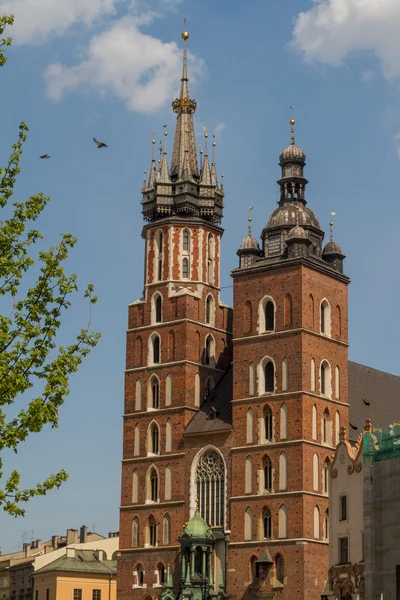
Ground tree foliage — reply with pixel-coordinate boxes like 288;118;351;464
0;15;100;516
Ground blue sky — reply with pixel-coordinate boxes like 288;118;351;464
1;0;400;552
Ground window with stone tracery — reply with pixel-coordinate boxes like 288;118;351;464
195;449;225;527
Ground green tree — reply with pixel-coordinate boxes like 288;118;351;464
0;15;100;516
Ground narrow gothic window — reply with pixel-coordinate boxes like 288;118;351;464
136;336;143;366
163;514;170;545
244;508;253;541
153;335;160;364
264;457;272;492
207;234;214;284
264;406;273;441
276;555;284;584
151;378;159;409
205;335;214;365
264;362;274;393
165;374;172;406
205;376;215;396
263;509;272;539
340;495;347;521
149;517;157;546
321;362;326;395
134;423;140;456
155;295;162;323
245;456;252;494
135;378;142;411
182;257;189;278
158;564;165;585
312;404;317;440
278;505;287;539
165;419;172;452
323;408;331;444
249;362;256;396
137;564;144;586
320;299;330;336
155;231;163;282
265;301;274;331
132;470;139;503
282;358;289;391
150;424;159;455
195;449;225;527
150;469;158;502
165;464;172;500
314;506;320;539
311;358;316;391
323;460;329;494
335;411;340;445
133;517;139;547
183;229;190;252
279;452;288;491
205;295;214;324
313;453;319;491
246;408;254;444
280;403;288;439
324;509;329;541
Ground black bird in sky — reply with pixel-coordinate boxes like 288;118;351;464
93;137;108;149
362;398;370;406
349;423;358;431
40;154;50;159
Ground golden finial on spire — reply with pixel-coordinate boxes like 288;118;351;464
182;16;189;40
289;104;296;145
151;138;155;160
195;496;199;512
330;212;336;242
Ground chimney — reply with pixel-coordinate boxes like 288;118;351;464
66;548;76;559
66;529;78;545
51;536;59;550
79;526;88;544
24;543;31;558
94;550;103;562
108;532;119;539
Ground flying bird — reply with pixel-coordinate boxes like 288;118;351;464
362;398;370;406
331;211;337;216
93;137;108;149
349;423;358;431
290;104;293;110
163;124;167;128
40;154;50;159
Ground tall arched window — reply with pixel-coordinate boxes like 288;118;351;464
323;459;330;494
263;509;272;539
259;297;275;333
311;358;316;392
195;331;201;361
157;564;165;586
314;506;320;539
264;456;272;492
205;335;215;366
284;293;293;326
336;305;342;338
309;294;315;329
279;452;288;491
264;361;275;393
249;362;256;396
320;299;331;336
132;517;139;547
321;360;331;397
150;468;158;502
163;514;170;545
205;295;215;325
183;229;190;252
135;336;143;366
182;257;189;278
244;507;253;541
147;423;159;455
152;335;160;364
149;376;160;409
165;464;172;500
168;331;175;361
278;505;288;539
245;456;253;494
132;470;139;503
155;230;163;282
264;406;273;442
195;449;225;526
313;453;319;492
280;403;288;440
244;300;252;333
335;366;340;400
136;564;144;586
182;229;191;279
276;555;284;584
323;409;332;444
165;374;172;406
134;423;140;456
324;509;329;541
165;419;172;452
207;234;214;284
335;411;340;445
194;373;200;408
152;293;162;324
135;378;142;411
246;408;254;444
312;404;317;440
282;358;289;391
149;516;157;546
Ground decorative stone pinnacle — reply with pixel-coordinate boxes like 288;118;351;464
339;426;346;442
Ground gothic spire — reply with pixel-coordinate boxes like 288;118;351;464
170;31;199;180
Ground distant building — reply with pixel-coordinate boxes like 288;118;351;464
33;549;116;600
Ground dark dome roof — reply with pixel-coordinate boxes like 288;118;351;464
266;202;321;231
287;223;308;241
239;234;260;251
279;143;306;164
323;240;343;255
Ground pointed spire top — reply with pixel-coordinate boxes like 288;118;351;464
248;217;252;237
290;119;296;145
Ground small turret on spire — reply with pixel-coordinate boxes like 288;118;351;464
159;131;171;184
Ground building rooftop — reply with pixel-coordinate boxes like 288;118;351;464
35;551;116;575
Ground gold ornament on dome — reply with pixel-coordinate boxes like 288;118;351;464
182;31;189;40
172;96;197;113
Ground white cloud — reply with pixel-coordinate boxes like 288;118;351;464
213;122;225;136
293;0;400;79
0;0;123;44
44;15;205;114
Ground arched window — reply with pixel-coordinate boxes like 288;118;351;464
279;452;288;491
168;331;175;361
313;453;319;492
245;456;253;494
152;334;160;365
249;556;257;582
336;305;342;338
135;378;142;411
181;228;191;279
264;406;273;442
136;563;144;587
148;423;159;455
280;403;288;440
323;459;330;494
157;564;165;585
244;300;252;333
246;408;254;444
132;470;139;503
264;361;275;393
132;517;139;547
205;335;215;366
165;419;172;452
282;358;289;391
335;411;340;445
312;404;317;440
165;464;172;500
323;408;332;444
205;295;215;325
152;293;162;324
165;374;172;406
265;301;274;331
278;505;287;539
263;509;272;539
321;360;331;397
195;449;225;526
276;555;284;584
244;507;253;541
182;257;189;278
311;358;316;392
163;514;170;545
249;362;256;396
134;423;140;456
194;373;200;408
284;293;293;326
150;469;158;503
335;366;340;399
314;506;320;539
135;336;143;366
207;234;214;284
149;516;157;546
320;299;331;336
309;294;315;329
324;509;329;541
264;456;272;492
155;230;163;282
149;376;160;409
195;331;201;361
183;229;190;252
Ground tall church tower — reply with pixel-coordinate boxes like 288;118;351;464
117;30;232;598
228;120;350;600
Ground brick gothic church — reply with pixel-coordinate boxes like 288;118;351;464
118;30;351;600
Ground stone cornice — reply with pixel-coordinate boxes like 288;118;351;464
233;327;349;348
127;318;232;336
122;453;185;464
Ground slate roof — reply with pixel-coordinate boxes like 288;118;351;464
35;551;116;575
184;361;400;437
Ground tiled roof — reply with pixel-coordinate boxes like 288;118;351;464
35;551;116;575
184;361;400;438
